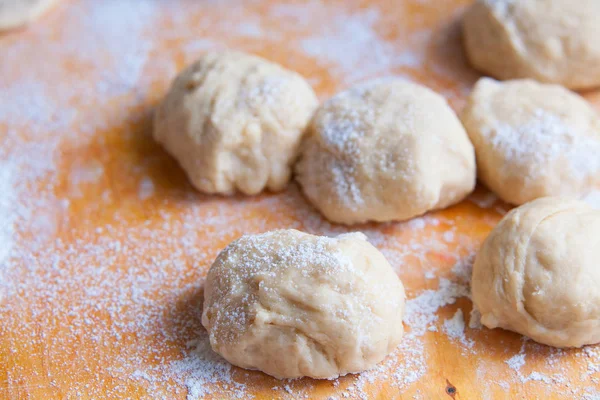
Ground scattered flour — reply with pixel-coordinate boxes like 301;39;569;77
488;109;600;181
298;7;398;84
170;337;250;399
442;231;455;243
270;1;437;87
0;164;15;268
443;309;474;348
138;177;156;201
583;191;600;210
403;277;469;337
506;353;526;372
1;0;599;399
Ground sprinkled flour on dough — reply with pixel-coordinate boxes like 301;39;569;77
487;109;600;180
1;0;599;399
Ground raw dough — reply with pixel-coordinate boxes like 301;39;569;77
0;0;57;31
471;197;600;348
154;51;318;195
295;79;476;225
462;0;600;90
461;78;600;205
201;229;405;379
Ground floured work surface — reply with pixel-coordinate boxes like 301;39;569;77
1;1;600;399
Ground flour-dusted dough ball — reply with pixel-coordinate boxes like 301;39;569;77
295;79;476;225
154;51;318;195
201;229;405;379
0;0;58;31
462;0;600;90
472;197;600;348
462;78;600;205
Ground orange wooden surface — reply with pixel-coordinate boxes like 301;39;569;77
1;0;599;399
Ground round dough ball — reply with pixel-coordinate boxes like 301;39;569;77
472;197;600;348
462;0;600;90
0;0;58;31
461;78;600;205
154;51;318;195
201;229;405;379
295;79;476;225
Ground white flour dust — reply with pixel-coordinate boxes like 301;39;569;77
1;0;600;399
584;191;600;210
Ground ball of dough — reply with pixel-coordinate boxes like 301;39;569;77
201;229;405;379
462;0;600;90
295;79;476;225
0;0;58;31
472;197;600;348
461;78;600;205
154;51;318;195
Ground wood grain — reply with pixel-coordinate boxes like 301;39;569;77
1;0;599;399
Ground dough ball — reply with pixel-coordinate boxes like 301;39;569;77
154;51;318;195
201;229;405;379
472;197;600;348
462;0;600;90
295;79;476;225
0;0;58;31
461;78;600;205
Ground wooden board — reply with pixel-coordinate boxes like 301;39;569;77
1;0;599;399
